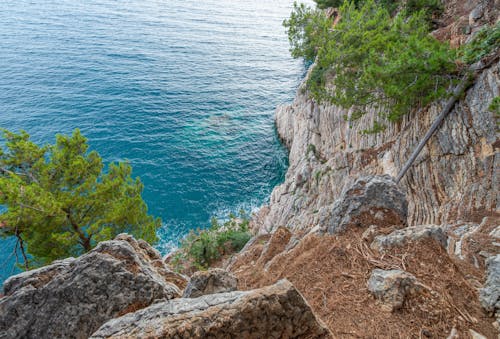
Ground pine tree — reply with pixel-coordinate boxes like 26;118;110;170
284;0;457;128
0;129;160;268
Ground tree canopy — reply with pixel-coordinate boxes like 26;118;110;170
0;129;160;268
284;0;457;131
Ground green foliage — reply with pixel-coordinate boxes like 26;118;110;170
0;129;160;268
283;2;330;62
490;96;500;129
175;212;252;270
314;0;442;17
460;22;500;65
361;121;387;134
285;0;457;124
314;0;346;9
490;96;500;114
306;144;318;157
405;0;443;19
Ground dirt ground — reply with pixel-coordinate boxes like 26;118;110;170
227;227;497;338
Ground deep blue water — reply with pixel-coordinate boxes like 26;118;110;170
0;0;308;283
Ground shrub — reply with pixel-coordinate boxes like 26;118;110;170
460;22;500;65
173;212;252;271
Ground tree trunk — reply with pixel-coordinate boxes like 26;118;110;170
65;209;92;252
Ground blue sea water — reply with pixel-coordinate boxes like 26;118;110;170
0;0;309;283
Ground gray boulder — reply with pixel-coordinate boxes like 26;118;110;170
367;269;422;312
479;254;500;324
183;268;238;298
0;234;186;339
91;279;333;339
322;175;407;234
371;224;447;252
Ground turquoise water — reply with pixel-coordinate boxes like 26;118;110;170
0;0;307;283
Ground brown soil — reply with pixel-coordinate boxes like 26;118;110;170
228;227;496;338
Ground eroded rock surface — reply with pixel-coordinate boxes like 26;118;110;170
253;58;498;235
479;254;500;325
320;175;408;234
91;279;332;339
183;268;237;298
371;224;447;252
367;269;422;312
0;234;185;339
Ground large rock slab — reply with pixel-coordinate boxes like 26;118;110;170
91;279;333;339
0;234;186;339
183;268;237;298
322;175;408;234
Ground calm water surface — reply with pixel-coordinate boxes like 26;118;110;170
0;0;309;283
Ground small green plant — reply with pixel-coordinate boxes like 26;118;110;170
315;170;322;184
460;23;500;65
174;212;252;271
489;96;500;113
405;0;443;19
361;121;387;135
307;144;318;157
490;97;500;129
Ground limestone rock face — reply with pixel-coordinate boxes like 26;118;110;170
371;224;448;252
253;59;498;235
183;268;238;298
321;175;408;234
91;279;333;339
367;269;422;312
0;234;185;339
479;254;500;324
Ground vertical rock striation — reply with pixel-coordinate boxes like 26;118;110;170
255;59;498;234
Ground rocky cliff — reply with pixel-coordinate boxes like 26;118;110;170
250;1;499;236
254;56;498;234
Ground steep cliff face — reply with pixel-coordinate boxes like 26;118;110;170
254;0;499;235
254;58;498;234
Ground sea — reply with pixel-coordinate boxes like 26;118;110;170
0;0;310;284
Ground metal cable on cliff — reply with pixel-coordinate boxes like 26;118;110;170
395;51;499;184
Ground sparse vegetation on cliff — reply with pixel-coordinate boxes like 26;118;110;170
170;213;252;272
0;129;160;268
460;22;500;64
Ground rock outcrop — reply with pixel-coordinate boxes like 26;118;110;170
367;269;422;312
91;279;333;339
371;224;448;252
479;254;500;325
0;234;186;339
183;268;238;298
319;175;408;234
